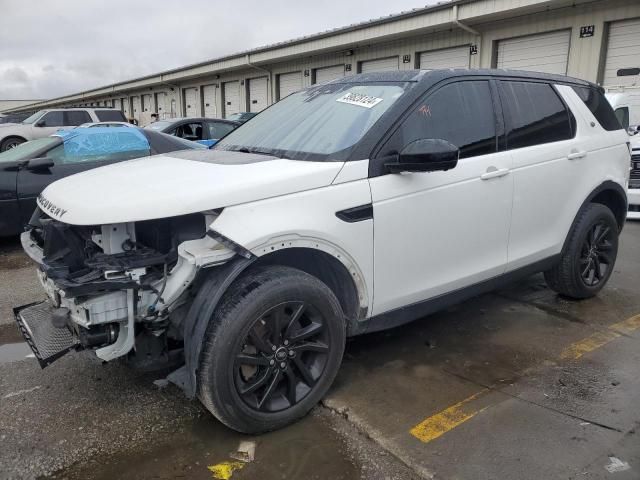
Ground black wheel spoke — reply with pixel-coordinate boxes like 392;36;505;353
595;226;610;246
292;341;329;353
236;353;270;367
289;322;323;343
271;308;285;345
598;251;612;265
581;260;592;278
285;366;298;406
239;368;273;395
593;256;602;280
294;356;316;386
249;330;273;354
284;302;306;337
257;370;282;409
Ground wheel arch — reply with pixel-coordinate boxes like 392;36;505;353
1;135;27;148
587;181;627;231
560;180;627;256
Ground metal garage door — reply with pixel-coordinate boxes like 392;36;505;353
315;65;345;84
497;30;570;75
122;98;130;117
142;94;152;113
419;46;470;69
131;96;141;120
113;98;121;111
223;81;240;118
155;92;166;118
202;85;217;117
360;57;399;74
248;77;268;112
183;88;198;117
278;72;302;100
603;18;640;87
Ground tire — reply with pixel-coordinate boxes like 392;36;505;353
544;203;619;299
197;265;346;434
0;137;25;152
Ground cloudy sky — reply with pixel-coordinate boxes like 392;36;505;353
0;0;435;100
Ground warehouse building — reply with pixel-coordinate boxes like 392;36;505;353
7;0;640;124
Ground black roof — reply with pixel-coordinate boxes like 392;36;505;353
330;68;595;89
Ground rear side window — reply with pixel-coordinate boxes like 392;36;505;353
572;86;623;131
65;111;92;126
500;81;574;150
95;109;127;122
379;80;497;160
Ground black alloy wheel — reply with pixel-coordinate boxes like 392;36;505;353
234;301;330;412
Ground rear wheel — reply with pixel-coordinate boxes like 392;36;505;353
0;137;25;152
544;203;619;299
198;266;346;433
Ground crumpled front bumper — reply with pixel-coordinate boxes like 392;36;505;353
14;301;80;368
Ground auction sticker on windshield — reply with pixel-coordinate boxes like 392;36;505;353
336;92;383;108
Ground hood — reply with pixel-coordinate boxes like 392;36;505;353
38;149;344;225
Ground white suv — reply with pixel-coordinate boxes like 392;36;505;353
16;70;630;433
0;108;127;151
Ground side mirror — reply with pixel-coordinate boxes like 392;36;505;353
34;120;46;127
386;139;459;174
26;158;54;171
629;125;640;136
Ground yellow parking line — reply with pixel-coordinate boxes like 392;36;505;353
410;313;640;444
561;313;640;360
410;389;489;443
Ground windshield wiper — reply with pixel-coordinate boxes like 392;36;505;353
235;147;278;157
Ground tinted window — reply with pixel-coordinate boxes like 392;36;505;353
38;111;65;127
173;122;203;141
207;121;236;139
379;81;496;160
614;107;629;130
65;111;92;126
572;86;623;131
500;82;574;149
96;109;127;122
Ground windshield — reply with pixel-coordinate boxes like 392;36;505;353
216;82;409;161
0;137;59;163
21;110;46;124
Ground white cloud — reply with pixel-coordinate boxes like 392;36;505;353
0;0;434;99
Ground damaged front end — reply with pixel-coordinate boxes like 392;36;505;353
16;208;238;369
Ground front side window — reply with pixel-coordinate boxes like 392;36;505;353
614;107;630;130
0;137;59;163
572;86;623;131
216;82;410;161
65;111;92;126
378;80;497;160
38;111;65;127
500;81;574;150
207;121;236;139
21;111;46;124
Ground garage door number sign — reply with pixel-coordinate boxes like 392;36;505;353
337;92;383;108
580;25;595;38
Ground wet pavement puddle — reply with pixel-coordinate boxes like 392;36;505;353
0;342;32;364
52;413;358;480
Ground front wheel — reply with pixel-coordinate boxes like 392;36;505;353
0;137;25;152
544;203;619;299
198;265;346;434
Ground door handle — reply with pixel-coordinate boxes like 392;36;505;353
567;151;587;160
480;167;510;180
